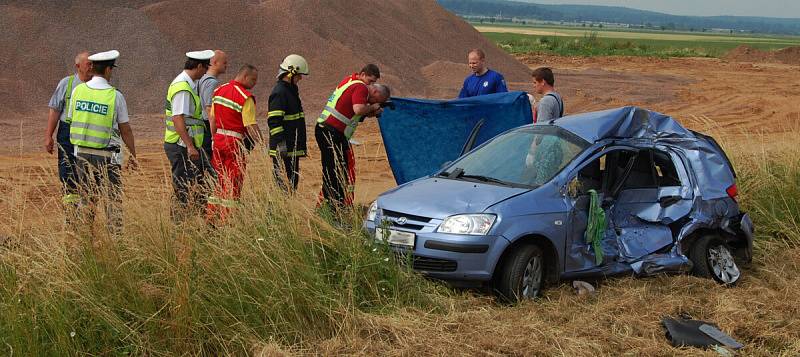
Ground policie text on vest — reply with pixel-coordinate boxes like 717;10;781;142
75;100;110;115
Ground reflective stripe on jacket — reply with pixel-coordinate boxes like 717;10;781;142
317;78;365;140
213;80;254;137
268;80;306;157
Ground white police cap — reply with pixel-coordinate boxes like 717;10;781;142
88;50;120;62
186;50;214;60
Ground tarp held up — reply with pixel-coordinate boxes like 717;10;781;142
378;91;533;185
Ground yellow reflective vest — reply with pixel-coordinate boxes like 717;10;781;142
69;83;117;149
165;80;204;148
317;79;366;140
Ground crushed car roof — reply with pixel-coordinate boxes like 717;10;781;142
547;106;735;200
549;106;693;143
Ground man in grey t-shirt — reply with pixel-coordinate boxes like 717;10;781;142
198;50;228;163
44;51;92;210
531;67;564;123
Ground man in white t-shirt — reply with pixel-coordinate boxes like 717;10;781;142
164;50;213;218
66;50;137;237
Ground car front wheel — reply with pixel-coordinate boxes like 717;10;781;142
689;234;741;285
494;244;544;302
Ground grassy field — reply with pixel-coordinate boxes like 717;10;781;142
1;127;799;354
476;23;800;57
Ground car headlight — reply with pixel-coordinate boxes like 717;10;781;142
367;201;378;221
438;214;496;235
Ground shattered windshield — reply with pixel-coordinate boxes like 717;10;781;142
441;126;589;187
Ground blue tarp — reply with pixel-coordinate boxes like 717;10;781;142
378;91;533;185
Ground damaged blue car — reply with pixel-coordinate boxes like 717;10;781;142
365;105;754;301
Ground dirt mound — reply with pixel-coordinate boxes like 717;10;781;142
725;45;800;65
0;0;531;120
774;46;800;65
725;45;771;62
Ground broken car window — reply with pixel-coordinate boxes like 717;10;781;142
443;127;588;187
653;150;681;186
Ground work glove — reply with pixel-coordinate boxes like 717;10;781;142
277;141;288;157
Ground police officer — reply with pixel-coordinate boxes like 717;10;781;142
267;54;309;192
164;50;214;219
44;51;92;216
67;50;137;237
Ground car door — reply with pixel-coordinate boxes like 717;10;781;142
563;147;638;272
608;148;692;262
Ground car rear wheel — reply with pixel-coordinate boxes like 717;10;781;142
494;244;544;302
689;234;741;285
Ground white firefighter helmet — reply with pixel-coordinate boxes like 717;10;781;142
279;54;309;77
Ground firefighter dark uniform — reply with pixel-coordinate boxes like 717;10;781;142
267;79;306;191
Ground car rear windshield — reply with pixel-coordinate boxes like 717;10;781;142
442;126;589;187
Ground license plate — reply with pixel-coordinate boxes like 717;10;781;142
375;228;415;248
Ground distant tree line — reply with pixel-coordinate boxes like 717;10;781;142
438;0;800;35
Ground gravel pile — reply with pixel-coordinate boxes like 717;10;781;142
1;0;531;123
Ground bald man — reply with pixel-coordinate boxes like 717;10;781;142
198;50;228;169
45;51;93;215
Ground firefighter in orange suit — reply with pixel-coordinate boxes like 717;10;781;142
206;64;261;222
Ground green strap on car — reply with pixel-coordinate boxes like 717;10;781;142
584;189;606;266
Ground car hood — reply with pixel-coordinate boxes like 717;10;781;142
378;177;530;219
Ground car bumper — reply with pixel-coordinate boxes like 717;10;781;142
364;219;509;282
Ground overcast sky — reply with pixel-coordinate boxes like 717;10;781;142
526;0;800;18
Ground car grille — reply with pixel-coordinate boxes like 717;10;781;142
381;209;432;231
382;209;432;223
395;252;457;272
413;256;458;272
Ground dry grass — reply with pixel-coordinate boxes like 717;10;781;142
1;126;799;355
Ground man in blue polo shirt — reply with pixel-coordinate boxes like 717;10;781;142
458;48;508;98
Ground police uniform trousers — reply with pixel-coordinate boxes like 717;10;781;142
56;121;79;197
75;150;123;236
315;123;351;207
201;120;217;179
164;142;213;216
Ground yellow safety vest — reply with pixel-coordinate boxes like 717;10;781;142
69;83;117;149
165;80;204;148
317;79;366;139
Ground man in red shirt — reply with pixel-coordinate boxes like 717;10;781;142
206;64;261;223
315;64;390;209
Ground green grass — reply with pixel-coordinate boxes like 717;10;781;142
474;22;800;43
733;142;800;246
0;158;447;355
478;24;800;57
1;133;799;354
484;31;800;57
